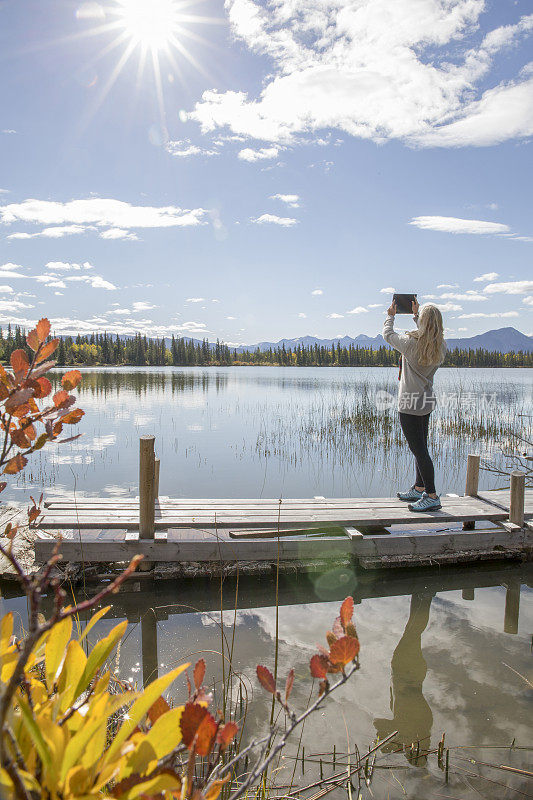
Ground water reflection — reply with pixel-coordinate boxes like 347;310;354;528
374;593;433;766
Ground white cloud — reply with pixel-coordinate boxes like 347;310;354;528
46;261;93;272
66;275;117;290
367;303;383;308
226;315;237;320
483;280;533;295
186;4;533;150
409;216;510;235
424;291;487;302
100;228;139;240
132;301;157;311
380;287;395;294
251;213;298;226
522;296;533;306
166;140;218;158
327;312;344;319
0;189;9;195
458;311;519;319
473;272;499;282
0;198;208;239
0;300;33;311
437;283;459;289
311;289;323;296
238;147;281;162
186;297;205;303
7;224;88;239
433;302;463;312
346;306;369;314
107;307;131;315
0;285;13;294
270;193;300;208
298;312;307;318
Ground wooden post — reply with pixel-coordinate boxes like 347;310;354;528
463;454;480;530
503;581;520;635
462;588;474;601
141;612;158;686
154;457;160;499
509;470;525;528
139;435;155;538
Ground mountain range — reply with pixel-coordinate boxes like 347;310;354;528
231;327;533;354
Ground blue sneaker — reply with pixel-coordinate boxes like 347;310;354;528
408;493;442;512
397;486;424;502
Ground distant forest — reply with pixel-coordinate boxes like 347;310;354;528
1;326;531;368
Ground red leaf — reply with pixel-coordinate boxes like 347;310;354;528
36;339;59;364
340;597;354;630
285;668;295;703
193;658;206;690
26;329;40;352
179;703;217;756
10;429;29;449
147;695;170;724
10;350;29;379
61;370;82;391
329;636;359;667
256;665;276;694
53;390;70;408
36;318;51;343
309;654;328;679
180;703;208;748
60;409;84;425
3;454;27;475
195;713;218;757
0;482;7;493
217;721;238;751
36;377;52;398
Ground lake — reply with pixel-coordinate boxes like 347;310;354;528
6;365;533;502
1;366;532;799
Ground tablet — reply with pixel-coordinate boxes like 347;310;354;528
393;293;417;314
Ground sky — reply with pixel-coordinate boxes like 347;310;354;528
0;0;532;344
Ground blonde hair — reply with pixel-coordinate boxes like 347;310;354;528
406;304;445;366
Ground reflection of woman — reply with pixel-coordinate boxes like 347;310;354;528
374;594;433;766
383;300;446;512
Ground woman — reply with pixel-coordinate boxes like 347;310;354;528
383;299;446;511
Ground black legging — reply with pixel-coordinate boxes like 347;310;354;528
399;412;436;495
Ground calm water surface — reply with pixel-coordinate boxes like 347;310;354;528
2;367;532;798
8;365;533;501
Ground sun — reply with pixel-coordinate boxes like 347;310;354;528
115;0;183;51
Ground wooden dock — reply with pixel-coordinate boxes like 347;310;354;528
34;438;533;571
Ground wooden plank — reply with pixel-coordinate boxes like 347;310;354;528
228;526;343;539
34;527;533;564
479;489;533;516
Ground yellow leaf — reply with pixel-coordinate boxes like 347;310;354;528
78;605;112;644
40;716;67;784
144;706;184;760
18;695;53;775
0;650;18;684
105;664;189;763
0;612;13;651
64;764;91;796
45;616;72;688
73;620;127;699
120;772;182;800
57;639;87;713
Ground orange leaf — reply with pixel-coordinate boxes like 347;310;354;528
10;349;29;379
345;622;358;639
309;654;328;679
180;703;208;748
340;597;354;630
3;454;28;475
61;409;84;425
193;658;206;690
326;631;337;647
147;695;170;724
256;665;276;694
35;377;52;398
10;429;30;449
195;713;218;757
26;328;40;351
61;370;82;391
329;636;359;667
216;721;238;751
36;318;51;343
36;339;59;364
53;389;70;408
204;777;230;800
285;668;294;703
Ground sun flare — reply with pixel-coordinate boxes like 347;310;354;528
116;0;182;51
